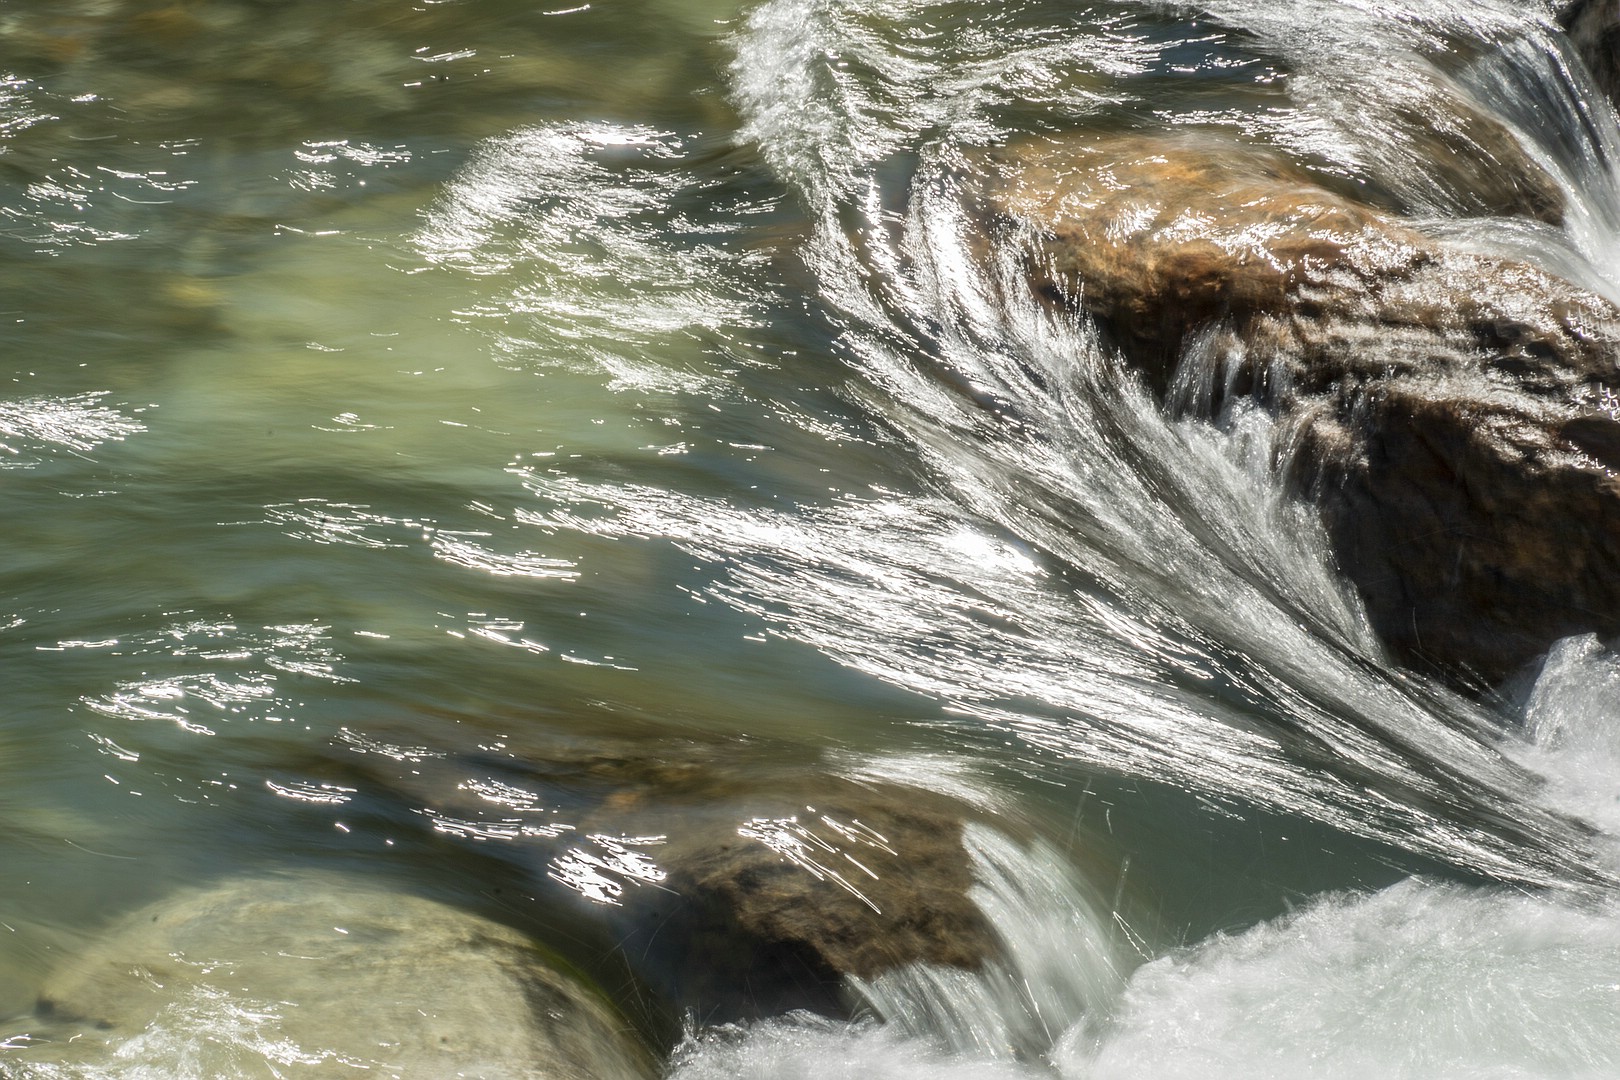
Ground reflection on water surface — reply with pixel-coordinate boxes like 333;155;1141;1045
4;0;1620;1076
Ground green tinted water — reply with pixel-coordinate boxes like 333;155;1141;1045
0;0;868;1015
6;1;1620;1075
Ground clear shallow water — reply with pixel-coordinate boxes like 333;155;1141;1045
3;0;1620;1076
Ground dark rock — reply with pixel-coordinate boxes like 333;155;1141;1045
611;781;995;1019
1562;0;1620;110
398;738;1002;1022
981;131;1620;686
1293;384;1620;684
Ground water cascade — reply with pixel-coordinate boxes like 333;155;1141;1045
3;0;1620;1076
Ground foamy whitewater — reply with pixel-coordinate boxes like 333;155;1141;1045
670;658;1620;1078
3;0;1620;1076
669;0;1620;1074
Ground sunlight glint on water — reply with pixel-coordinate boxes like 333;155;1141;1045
5;0;1620;1075
725;0;1610;887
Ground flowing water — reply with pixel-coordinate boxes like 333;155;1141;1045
3;0;1620;1076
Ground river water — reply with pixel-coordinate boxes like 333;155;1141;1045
2;0;1619;1076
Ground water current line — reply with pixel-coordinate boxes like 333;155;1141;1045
726;0;1620;892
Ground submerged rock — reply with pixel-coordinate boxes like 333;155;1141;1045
981;131;1620;685
606;781;995;1019
6;873;654;1079
1321;65;1568;226
402;741;1001;1022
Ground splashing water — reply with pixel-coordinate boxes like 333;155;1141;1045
707;0;1616;888
661;1;1620;1071
852;825;1128;1062
673;816;1620;1080
8;0;1620;1075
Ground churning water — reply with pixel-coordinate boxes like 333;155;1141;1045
3;0;1620;1076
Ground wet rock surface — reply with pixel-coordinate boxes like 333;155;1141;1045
981;131;1620;686
5;873;655;1079
408;740;1001;1023
1355;69;1568;226
606;780;994;1019
1562;0;1620;110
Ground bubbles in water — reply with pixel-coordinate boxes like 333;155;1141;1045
675;862;1620;1080
1067;879;1620;1080
1510;635;1620;853
668;1014;1040;1080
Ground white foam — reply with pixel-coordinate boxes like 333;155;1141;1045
853;825;1126;1062
664;810;1620;1080
1067;879;1620;1080
1509;635;1620;858
667;1013;1043;1080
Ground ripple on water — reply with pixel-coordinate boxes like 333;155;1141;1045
718;0;1612;891
76;618;351;743
415;119;780;398
0;393;145;468
8;0;1620;1075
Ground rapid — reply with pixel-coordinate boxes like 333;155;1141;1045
2;0;1619;1077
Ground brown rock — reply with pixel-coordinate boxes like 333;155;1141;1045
398;739;1001;1021
569;772;997;1020
983;131;1620;685
992;134;1430;385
